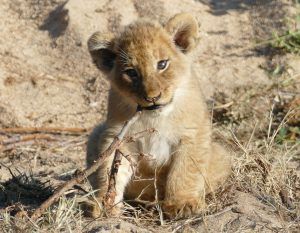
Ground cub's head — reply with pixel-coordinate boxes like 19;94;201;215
88;13;199;110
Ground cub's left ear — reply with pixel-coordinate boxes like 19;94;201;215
165;13;199;53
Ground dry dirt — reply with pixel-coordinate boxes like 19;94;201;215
0;0;299;232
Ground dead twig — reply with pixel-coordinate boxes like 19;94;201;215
104;149;123;208
124;128;156;143
102;127;156;211
104;121;157;212
0;141;33;152
0;134;56;145
0;134;58;152
29;110;142;221
213;101;234;110
118;151;136;179
171;206;233;233
0;127;90;135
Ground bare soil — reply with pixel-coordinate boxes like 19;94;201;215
0;0;299;232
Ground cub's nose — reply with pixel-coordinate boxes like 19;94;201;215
144;92;161;103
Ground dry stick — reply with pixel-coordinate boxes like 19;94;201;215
104;126;156;212
0;141;43;153
104;149;122;209
1;134;56;145
0;134;58;153
0;127;90;135
118;150;136;177
171;206;233;233
213;101;234;110
30;111;142;221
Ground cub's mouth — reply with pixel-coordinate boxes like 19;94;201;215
137;98;173;111
137;103;167;111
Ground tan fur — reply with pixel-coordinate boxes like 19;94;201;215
86;13;231;219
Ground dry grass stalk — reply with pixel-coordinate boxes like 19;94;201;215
154;167;164;226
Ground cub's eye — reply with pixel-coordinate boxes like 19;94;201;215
157;60;169;70
124;69;138;79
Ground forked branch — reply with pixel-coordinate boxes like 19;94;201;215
30;110;142;221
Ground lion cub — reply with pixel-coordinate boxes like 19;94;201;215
86;13;231;219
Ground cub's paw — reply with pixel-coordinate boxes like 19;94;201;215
162;199;205;219
81;200;123;218
80;200;104;218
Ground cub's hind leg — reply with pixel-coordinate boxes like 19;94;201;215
206;143;231;193
86;124;133;217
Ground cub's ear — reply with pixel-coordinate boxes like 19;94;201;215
88;32;116;73
165;13;199;53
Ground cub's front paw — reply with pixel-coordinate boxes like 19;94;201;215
80;200;104;218
163;199;205;219
81;200;123;218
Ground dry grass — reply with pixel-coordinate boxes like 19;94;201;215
229;114;299;231
1;197;83;233
1;105;298;232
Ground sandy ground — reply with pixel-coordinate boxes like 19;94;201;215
0;0;299;232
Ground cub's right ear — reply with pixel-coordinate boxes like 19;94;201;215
88;32;116;73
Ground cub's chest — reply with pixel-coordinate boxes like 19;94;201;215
138;133;172;166
130;113;179;167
